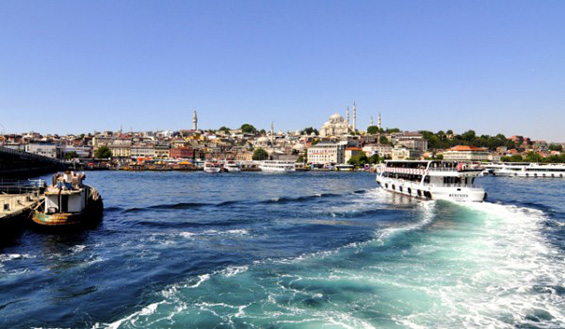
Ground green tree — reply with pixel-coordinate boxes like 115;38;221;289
219;126;231;134
241;124;257;134
252;148;269;160
386;128;400;133
64;151;78;160
524;151;542;163
368;154;380;164
301;127;319;135
549;143;563;152
296;155;306;163
348;151;368;166
379;136;390;145
95;146;112;158
367;126;379;134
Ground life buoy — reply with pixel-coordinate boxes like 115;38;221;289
457;163;464;171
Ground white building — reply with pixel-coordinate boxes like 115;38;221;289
391;147;421;160
362;144;394;158
25;143;61;158
442;145;491;161
307;141;347;164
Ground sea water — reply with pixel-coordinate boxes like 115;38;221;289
0;172;564;328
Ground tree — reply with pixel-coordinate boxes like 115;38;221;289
386;128;400;133
219;126;231;134
348;151;368;166
95;146;112;158
241;124;257;134
296;155;305;163
368;154;380;164
524;151;542;163
301;127;319;136
252;148;269;160
461;130;476;142
367;126;379;134
549;143;563;152
379;136;390;145
64;151;78;160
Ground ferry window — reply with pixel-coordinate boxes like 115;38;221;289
399;186;403;192
424;176;430;183
392;185;395;190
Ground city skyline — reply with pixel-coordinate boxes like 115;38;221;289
1;1;564;141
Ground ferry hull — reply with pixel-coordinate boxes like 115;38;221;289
376;177;486;203
31;198;103;227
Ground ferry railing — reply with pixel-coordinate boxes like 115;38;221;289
427;167;483;172
428;183;481;189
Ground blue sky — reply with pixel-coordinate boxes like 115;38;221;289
1;1;564;141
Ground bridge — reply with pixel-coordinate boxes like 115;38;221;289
0;146;66;178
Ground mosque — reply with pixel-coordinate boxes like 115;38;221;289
319;103;358;137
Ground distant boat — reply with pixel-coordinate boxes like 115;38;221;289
335;164;354;171
259;160;296;173
203;161;221;173
32;172;103;227
224;161;241;172
484;162;565;178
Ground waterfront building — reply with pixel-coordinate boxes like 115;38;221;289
25;143;61;158
442;145;491;162
307;141;347;164
130;145;156;159
154;144;171;158
108;145;131;159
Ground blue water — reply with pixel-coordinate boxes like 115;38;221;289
1;172;564;328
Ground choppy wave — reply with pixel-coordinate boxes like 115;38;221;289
121;191;360;214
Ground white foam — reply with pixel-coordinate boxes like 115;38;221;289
219;265;249;277
396;202;565;328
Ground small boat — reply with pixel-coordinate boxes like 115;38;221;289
224;161;241;172
32;172;103;227
203;161;221;173
259;160;296;173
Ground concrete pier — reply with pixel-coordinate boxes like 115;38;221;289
0;180;44;225
0;193;42;225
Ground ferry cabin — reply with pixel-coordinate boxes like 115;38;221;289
376;160;486;202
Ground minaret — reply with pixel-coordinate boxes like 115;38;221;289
346;106;350;127
352;102;357;132
193;110;198;130
370;116;374;127
377;112;382;144
271;121;274;145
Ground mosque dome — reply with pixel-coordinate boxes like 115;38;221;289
330;113;343;121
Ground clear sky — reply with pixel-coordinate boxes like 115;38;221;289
1;1;564;141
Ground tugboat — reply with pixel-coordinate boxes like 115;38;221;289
32;171;103;227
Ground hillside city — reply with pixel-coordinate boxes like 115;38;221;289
1;109;564;170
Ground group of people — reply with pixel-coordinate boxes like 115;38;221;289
53;170;85;190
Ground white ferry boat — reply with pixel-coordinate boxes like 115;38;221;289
259;160;296;173
203;161;221;173
488;163;565;177
376;160;486;202
223;161;242;172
